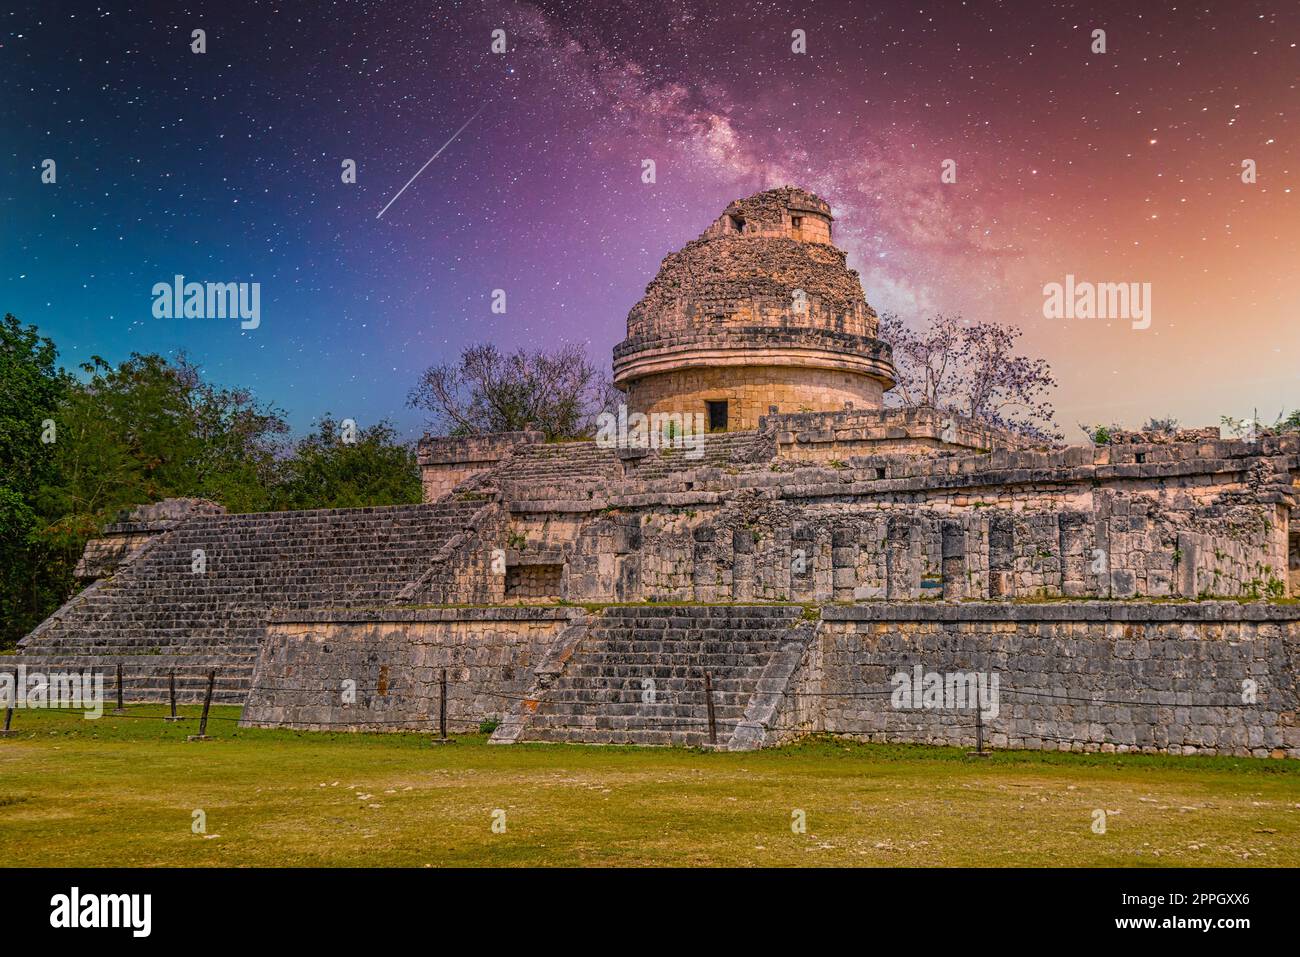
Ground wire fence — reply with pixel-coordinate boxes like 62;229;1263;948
1;660;1277;755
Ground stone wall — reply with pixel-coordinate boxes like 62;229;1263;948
240;607;584;731
255;601;1300;758
74;497;226;580
623;362;886;433
813;603;1300;757
416;431;543;502
504;563;563;599
763;406;1036;460
446;435;1296;604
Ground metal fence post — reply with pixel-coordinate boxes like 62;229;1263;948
705;671;717;746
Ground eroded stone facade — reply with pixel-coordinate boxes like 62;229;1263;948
18;185;1300;756
613;186;896;430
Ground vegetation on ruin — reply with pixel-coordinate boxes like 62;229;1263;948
407;342;615;440
0;314;421;648
2;706;1297;867
878;312;1061;443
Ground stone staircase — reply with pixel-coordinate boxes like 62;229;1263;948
493;441;623;485
493;605;814;748
11;500;483;703
624;430;775;480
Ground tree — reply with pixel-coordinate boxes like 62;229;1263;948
271;416;421;511
44;352;289;526
0;314;71;646
878;312;1061;442
0;326;431;648
1079;423;1119;445
1141;416;1180;434
408;343;610;439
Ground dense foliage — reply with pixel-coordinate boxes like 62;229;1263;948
0;315;421;648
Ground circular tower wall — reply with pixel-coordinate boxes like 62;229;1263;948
613;186;895;431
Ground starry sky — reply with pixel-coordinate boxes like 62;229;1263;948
2;0;1296;439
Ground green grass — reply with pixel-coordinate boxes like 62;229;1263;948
1;705;1297;867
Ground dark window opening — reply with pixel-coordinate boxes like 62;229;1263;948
791;215;802;228
730;215;745;234
706;400;728;433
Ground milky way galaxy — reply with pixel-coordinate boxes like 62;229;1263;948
3;0;1296;437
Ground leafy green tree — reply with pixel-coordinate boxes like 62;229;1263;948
1;326;422;648
1273;410;1300;432
44;353;289;528
1078;423;1119;445
271;415;421;511
0;314;72;646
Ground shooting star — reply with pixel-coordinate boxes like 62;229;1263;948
375;103;487;220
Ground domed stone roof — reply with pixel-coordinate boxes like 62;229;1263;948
612;187;895;419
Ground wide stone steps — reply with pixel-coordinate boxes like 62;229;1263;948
508;605;806;748
627;432;775;478
17;500;477;704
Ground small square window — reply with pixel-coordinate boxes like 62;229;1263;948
791;216;802;228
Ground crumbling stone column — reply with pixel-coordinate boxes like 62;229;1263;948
885;515;917;600
692;525;718;602
832;528;858;601
1058;513;1089;597
940;520;966;600
732;527;755;600
791;521;817;601
988;515;1015;599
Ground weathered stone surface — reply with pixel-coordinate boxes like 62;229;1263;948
16;499;486;702
240;607;582;732
612;187;896;430
13;185;1300;761
814;603;1300;758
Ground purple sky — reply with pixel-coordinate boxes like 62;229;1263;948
3;0;1296;439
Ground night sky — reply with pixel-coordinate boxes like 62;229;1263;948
2;0;1296;439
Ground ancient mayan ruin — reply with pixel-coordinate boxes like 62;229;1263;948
15;187;1300;757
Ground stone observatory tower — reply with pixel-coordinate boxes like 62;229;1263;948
612;186;896;432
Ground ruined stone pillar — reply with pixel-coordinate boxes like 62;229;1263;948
832;528;858;601
941;520;966;600
791;521;817;601
692;526;718;602
732;527;755;600
885;515;916;600
1058;513;1088;597
988;515;1015;599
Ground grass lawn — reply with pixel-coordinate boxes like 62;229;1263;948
1;705;1297;867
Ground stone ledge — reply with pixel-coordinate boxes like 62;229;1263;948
267;606;585;625
820;601;1300;623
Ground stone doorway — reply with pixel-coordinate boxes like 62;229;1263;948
707;400;728;433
